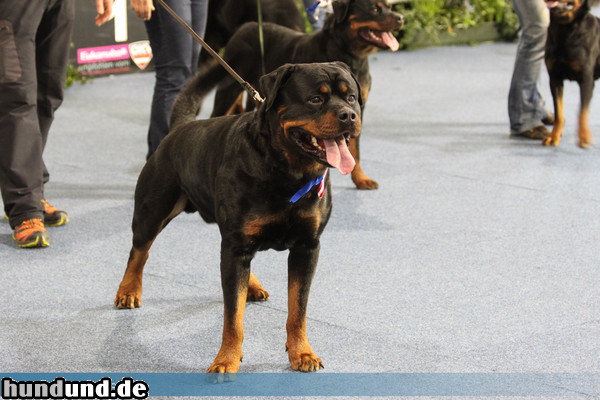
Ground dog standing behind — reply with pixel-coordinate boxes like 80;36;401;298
544;0;600;147
171;0;403;190
115;62;363;374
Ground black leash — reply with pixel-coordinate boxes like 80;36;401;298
155;0;265;104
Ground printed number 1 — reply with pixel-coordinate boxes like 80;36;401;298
114;0;128;43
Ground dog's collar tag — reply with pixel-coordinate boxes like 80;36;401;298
289;169;328;203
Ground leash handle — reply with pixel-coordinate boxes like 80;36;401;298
155;0;265;104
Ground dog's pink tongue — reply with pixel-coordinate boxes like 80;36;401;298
382;32;400;52
323;137;355;175
546;1;559;7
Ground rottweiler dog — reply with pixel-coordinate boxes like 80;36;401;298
544;0;600;147
114;62;363;374
171;0;403;190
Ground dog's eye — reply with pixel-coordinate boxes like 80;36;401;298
371;5;381;14
347;95;356;103
309;96;323;104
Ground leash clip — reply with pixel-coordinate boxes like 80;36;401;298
243;83;265;104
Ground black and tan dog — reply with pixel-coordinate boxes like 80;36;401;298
115;62;362;374
172;0;403;190
544;0;600;147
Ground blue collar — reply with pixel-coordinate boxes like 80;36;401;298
289;169;328;203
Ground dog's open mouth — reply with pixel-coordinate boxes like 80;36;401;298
546;1;575;12
291;131;355;175
359;28;400;51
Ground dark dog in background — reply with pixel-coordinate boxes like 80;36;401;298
201;0;305;66
115;62;363;374
172;0;403;190
544;0;600;147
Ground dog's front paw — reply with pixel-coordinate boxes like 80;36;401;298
207;357;242;375
542;135;559;146
114;289;142;309
288;349;324;372
351;167;379;190
354;177;379;190
579;138;593;149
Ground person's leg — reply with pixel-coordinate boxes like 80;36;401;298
508;0;551;135
191;0;208;68
143;11;164;158
35;0;75;190
0;1;46;229
145;0;207;158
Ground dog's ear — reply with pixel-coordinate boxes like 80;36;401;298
351;70;364;108
332;0;352;23
259;64;296;112
331;61;364;107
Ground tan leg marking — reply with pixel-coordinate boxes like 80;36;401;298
544;88;564;147
578;106;592;148
286;280;323;372
226;92;245;115
115;242;152;309
247;272;269;302
350;137;378;190
207;284;247;374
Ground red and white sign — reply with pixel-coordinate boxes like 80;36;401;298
129;41;153;70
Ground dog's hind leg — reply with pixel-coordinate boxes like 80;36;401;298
115;166;188;309
544;79;565;146
247;272;269;301
286;243;323;372
577;76;594;148
225;91;246;115
114;242;153;309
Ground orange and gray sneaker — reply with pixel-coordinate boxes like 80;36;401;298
12;218;50;248
42;199;68;227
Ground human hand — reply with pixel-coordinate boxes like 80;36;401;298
131;0;155;21
95;0;114;26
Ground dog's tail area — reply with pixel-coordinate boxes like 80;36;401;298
169;60;227;130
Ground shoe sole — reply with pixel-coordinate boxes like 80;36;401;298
13;234;50;248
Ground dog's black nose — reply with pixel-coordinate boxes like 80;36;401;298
338;110;357;124
396;13;404;26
